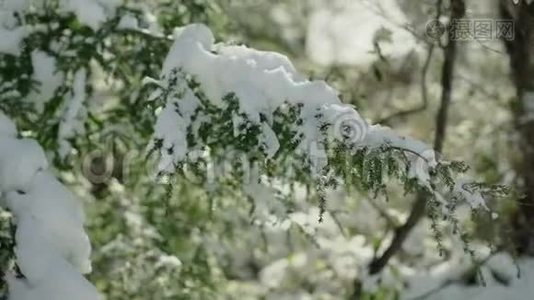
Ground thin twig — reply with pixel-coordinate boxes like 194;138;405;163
378;44;435;125
366;0;464;276
366;197;400;228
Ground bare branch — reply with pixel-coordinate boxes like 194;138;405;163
364;0;465;278
378;44;435;125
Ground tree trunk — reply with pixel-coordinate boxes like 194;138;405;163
500;0;534;255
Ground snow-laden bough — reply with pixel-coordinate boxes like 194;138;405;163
0;112;101;300
147;24;490;218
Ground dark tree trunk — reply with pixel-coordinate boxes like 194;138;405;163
351;2;466;298
366;0;466;276
500;0;534;255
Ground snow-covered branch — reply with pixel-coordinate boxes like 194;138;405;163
147;24;492;217
0;112;100;300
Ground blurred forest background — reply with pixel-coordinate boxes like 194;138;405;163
210;1;533;298
2;0;534;299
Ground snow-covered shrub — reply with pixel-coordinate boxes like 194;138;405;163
1;1;223;299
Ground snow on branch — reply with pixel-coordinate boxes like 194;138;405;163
0;112;101;300
147;24;432;166
145;24;495;217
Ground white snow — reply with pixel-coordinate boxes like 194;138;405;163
4;171;91;272
156;24;433;155
0;137;48;192
260;122;280;159
1;0;120;56
453;179;488;210
0;111;16;137
58;68;87;158
117;14;139;30
153;24;436;175
0;0;117;56
0;27;28;55
0;0;31;11
0;112;101;300
403;253;534;300
0;3;27;55
59;0;119;31
152;87;200;171
150;24;462;215
29;50;64;112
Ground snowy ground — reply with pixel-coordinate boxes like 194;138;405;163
403;254;534;300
